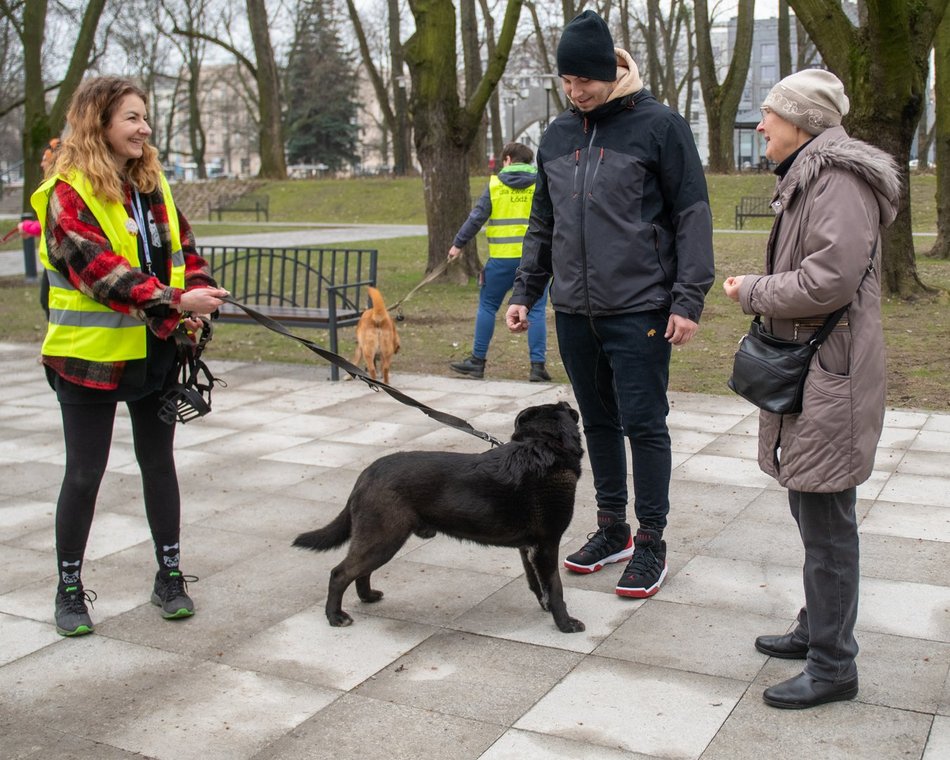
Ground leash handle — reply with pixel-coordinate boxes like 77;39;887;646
220;296;504;447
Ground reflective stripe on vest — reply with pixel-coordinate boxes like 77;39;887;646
485;174;536;258
32;171;184;362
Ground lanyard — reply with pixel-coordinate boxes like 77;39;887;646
130;189;152;274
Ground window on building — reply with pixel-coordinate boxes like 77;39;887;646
760;42;776;61
761;65;777;83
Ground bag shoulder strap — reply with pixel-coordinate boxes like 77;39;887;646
806;240;878;347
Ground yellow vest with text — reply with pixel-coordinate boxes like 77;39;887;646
32;172;185;362
486;170;536;259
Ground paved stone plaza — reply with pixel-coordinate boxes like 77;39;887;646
0;341;947;759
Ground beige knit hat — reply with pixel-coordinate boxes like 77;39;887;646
762;69;850;135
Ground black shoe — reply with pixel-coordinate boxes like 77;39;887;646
529;362;551;382
763;671;859;709
55;585;96;637
615;528;667;598
151;570;197;619
755;632;809;659
449;354;485;379
564;510;633;573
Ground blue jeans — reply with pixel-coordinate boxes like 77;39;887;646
473;257;548;363
556;310;672;530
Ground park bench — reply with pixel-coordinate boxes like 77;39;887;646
734;196;774;229
200;245;378;380
208;193;270;222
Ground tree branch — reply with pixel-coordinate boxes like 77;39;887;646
172;25;257;77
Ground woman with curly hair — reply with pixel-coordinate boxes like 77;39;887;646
32;76;229;636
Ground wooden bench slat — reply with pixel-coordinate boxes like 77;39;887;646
735;195;773;229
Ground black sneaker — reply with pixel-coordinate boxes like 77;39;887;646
450;354;485;379
564;510;633;573
616;528;667;598
529;362;551;382
55;585;96;637
151;571;197;619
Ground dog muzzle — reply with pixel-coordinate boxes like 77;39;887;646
159;318;223;425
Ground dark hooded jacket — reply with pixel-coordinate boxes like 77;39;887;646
511;53;714;322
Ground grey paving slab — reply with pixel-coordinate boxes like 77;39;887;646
1;340;949;759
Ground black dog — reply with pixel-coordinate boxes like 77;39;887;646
293;401;585;633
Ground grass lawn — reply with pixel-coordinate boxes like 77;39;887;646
2;173;947;411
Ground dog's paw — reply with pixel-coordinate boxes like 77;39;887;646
327;611;353;627
556;616;586;634
359;590;384;604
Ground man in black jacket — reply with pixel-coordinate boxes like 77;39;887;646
506;10;714;598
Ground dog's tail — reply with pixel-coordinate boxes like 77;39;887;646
293;507;351;551
366;286;388;326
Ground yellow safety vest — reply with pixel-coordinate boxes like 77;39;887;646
32;172;185;362
485;169;536;259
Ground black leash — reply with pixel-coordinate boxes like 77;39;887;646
219;296;504;447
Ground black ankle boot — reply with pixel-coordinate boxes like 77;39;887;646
450;354;485;379
529;362;551;382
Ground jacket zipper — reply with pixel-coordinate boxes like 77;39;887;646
580;123;598;317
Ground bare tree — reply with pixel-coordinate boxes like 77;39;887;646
172;0;286;178
694;0;755;173
627;0;695;113
403;0;524;276
161;0;210;178
778;0;792;79
1;0;108;211
113;0;179;163
345;0;413;175
788;0;949;297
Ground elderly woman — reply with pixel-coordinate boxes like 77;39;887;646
33;77;229;636
723;69;900;709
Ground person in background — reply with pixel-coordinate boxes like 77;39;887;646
723;69;899;709
448;141;551;382
33;76;229;636
506;11;714;598
35;137;62;317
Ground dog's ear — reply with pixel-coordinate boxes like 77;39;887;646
553;401;579;422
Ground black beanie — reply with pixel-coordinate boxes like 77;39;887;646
556;11;616;82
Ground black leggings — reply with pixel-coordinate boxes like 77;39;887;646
56;391;180;560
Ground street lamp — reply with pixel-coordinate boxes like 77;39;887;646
504;94;517;142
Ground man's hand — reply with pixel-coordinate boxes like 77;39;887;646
665;314;699;346
506;304;529;333
447;245;463;260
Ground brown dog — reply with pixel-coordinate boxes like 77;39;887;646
352;286;399;384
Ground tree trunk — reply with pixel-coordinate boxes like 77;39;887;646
187;57;207;179
695;0;754;173
405;0;522;280
788;0;949;296
388;0;412;175
18;0;106;213
461;0;486;177
778;1;792;79
930;10;950;259
246;0;286;179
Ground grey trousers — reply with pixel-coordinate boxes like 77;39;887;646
788;487;859;683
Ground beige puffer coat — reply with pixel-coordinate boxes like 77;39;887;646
737;127;900;492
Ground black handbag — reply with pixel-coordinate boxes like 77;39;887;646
728;245;875;415
727;311;845;414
